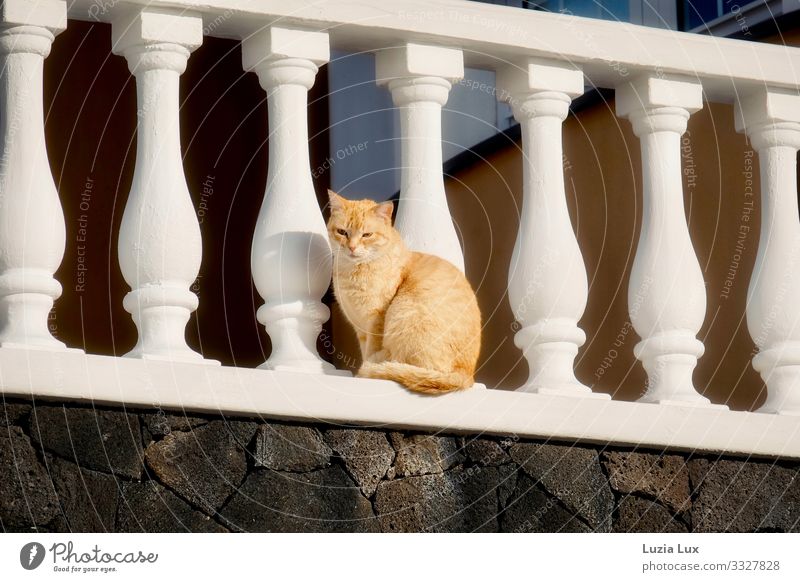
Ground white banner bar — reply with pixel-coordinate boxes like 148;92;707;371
1;533;798;581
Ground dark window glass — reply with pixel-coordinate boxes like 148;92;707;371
526;0;630;21
682;1;739;30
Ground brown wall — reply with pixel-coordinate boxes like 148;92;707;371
447;97;768;410
444;27;800;411
323;36;800;412
45;20;331;368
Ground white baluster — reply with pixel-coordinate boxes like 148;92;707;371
735;89;800;415
496;59;605;398
112;10;214;363
617;75;722;407
376;43;465;271
243;26;343;374
0;0;71;350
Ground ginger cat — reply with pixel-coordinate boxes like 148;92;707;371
327;191;481;394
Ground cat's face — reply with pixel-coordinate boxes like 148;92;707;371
327;191;395;263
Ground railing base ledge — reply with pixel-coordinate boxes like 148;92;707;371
0;347;797;459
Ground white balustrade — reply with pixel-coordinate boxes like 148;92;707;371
497;59;606;398
242;26;343;374
0;0;71;350
1;0;800;459
736;90;800;415
376;43;465;272
617;75;721;407
111;10;213;363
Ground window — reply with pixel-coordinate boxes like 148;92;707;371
525;0;631;21
681;0;749;30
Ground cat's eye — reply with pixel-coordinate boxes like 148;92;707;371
336;229;348;237
362;232;373;238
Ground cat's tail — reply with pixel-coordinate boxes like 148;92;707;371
358;361;474;395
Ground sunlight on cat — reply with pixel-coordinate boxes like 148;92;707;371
327;190;481;395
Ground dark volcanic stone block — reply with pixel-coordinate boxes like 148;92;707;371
29;405;143;479
509;443;614;531
220;466;377;532
690;458;800;532
374;466;505;532
464;437;511;466
501;473;591;533
614;495;688;533
603;451;691;513
0;426;59;530
324;429;394;496
144;421;251;514
497;464;518;509
118;481;227;533
254;423;331;472
142;411;208;437
1;401;31;427
49;456;119;532
390;432;465;477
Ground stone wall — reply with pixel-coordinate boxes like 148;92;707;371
2;397;798;533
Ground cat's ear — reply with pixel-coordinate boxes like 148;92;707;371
328;189;346;212
374;201;394;222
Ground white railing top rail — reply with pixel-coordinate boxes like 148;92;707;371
65;0;800;100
